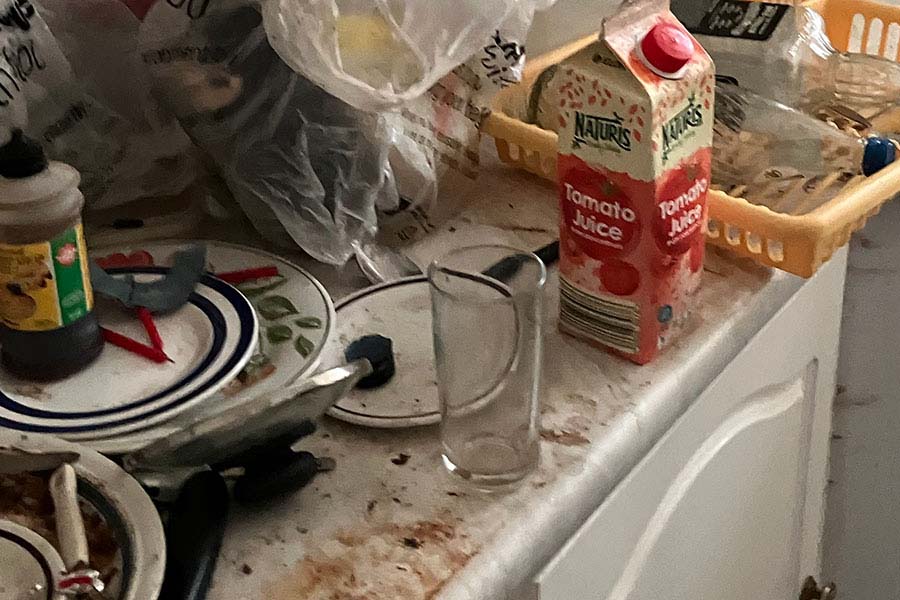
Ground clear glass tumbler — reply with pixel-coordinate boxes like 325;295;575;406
428;245;546;489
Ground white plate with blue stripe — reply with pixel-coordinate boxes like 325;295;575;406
0;267;258;454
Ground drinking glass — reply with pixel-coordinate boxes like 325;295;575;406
427;245;546;489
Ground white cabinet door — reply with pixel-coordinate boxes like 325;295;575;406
533;251;846;600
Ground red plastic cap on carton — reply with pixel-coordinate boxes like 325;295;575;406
640;23;693;76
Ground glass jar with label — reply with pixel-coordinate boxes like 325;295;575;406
0;130;103;380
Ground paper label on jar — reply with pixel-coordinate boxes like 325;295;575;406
0;222;94;331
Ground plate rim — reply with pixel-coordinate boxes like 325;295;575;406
93;239;335;383
0;267;259;452
325;275;442;428
0;272;229;421
0;518;66;600
86;241;335;452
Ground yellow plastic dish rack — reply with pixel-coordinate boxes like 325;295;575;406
482;0;900;278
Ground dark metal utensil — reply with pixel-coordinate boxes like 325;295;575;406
128;335;398;599
482;240;559;282
138;363;379;599
159;471;229;600
233;452;335;504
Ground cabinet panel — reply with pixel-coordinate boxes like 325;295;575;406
533;251;846;600
537;368;815;600
611;376;812;599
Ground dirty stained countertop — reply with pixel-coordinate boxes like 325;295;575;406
204;158;806;600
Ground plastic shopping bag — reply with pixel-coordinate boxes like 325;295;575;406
139;0;395;264
368;3;551;248
0;0;197;209
263;0;557;112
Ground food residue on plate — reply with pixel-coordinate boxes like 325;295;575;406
0;471;122;586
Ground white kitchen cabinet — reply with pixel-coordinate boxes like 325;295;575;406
532;250;846;600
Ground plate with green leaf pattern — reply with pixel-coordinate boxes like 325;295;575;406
90;240;334;452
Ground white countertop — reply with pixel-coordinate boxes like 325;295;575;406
203;159;805;600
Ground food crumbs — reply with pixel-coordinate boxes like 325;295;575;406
391;453;411;466
402;537;422;549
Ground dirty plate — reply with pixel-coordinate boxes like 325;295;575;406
0;519;66;600
91;241;334;452
322;276;440;428
0;267;258;454
0;431;166;600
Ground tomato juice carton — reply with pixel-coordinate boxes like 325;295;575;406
556;0;714;364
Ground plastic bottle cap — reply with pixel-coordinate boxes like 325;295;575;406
640;23;694;78
862;137;896;176
0;129;47;179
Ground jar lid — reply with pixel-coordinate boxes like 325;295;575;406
863;137;897;176
640;22;694;79
0;161;80;207
0;129;47;179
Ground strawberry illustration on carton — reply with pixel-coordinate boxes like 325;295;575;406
556;0;714;365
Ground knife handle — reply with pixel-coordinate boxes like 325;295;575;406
212;422;316;472
482;240;560;282
535;240;560;267
233;451;321;504
160;471;229;600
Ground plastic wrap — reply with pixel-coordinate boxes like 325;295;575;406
138;0;394;264
260;0;558;256
263;0;556;112
0;0;197;209
358;2;554;248
1;0;555;265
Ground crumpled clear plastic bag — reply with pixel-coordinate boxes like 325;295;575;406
0;0;197;209
7;0;552;265
138;0;395;264
352;0;555;256
262;0;556;112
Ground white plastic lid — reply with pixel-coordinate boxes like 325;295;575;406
0;161;80;206
0;161;83;224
